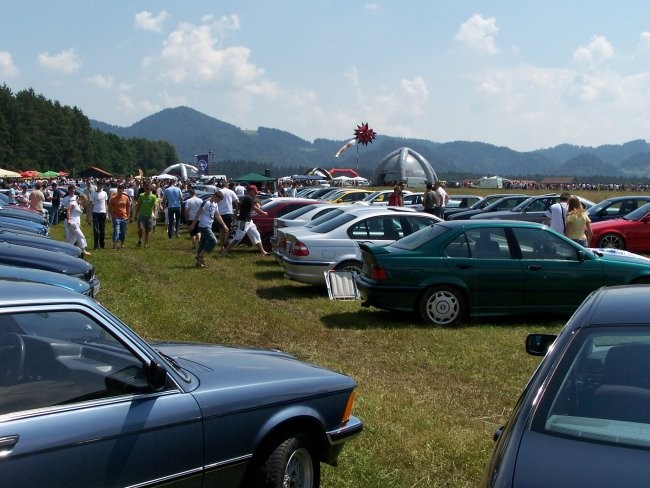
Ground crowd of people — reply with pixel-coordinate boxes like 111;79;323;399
0;175;275;267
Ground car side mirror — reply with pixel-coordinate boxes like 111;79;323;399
526;333;557;356
577;250;587;262
146;361;168;391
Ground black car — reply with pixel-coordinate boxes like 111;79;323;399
447;195;530;220
443;194;518;220
482;285;650;487
476;193;595;223
587;195;650;223
0;241;98;294
0;229;83;258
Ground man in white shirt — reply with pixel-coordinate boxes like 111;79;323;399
433;181;450;219
544;192;571;234
216;182;240;248
184;188;204;249
90;182;109;249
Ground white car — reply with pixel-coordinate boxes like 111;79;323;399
281;207;441;285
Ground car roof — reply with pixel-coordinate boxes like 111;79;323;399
0;280;87;307
437;219;545;230
577;285;650;327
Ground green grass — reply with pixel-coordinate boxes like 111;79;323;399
48;193;580;487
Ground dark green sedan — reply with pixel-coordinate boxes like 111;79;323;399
355;220;650;326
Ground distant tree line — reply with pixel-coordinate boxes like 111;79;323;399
0;85;178;176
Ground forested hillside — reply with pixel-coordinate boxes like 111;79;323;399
0;85;178;176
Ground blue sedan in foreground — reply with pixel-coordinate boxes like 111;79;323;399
482;285;650;487
0;282;362;488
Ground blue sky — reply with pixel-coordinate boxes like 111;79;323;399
2;1;650;152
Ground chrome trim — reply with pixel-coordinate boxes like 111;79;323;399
204;453;252;471
125;466;203;488
326;415;364;445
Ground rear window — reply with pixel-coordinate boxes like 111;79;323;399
389;224;449;250
309;212;357;234
305;208;347;228
281;204;319;220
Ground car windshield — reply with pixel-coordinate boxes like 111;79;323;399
624;202;650;221
360;192;383;202
389;223;449;250
308;212;357;234
532;328;650;449
511;196;538;211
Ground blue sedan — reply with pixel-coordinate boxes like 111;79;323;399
482;285;650;487
0;282;362;487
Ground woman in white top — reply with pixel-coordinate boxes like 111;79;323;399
66;194;91;257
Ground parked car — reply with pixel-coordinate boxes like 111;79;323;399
352;189;413;206
0;215;49;236
481;285;650;487
403;192;424;210
0;204;49;226
587;195;650;223
325;189;374;204
249;198;327;251
282;207;440;285
448;195;530;220
355;220;650;325
0;263;95;296
0;241;99;294
0;281;362;487
442;194;513;220
446;194;483;209
477;193;595;223
589;202;650;252
0;228;84;258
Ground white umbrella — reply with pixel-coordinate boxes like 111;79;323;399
0;168;21;178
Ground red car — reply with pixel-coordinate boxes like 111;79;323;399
248;197;325;251
589;202;650;252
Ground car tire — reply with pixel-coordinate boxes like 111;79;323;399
419;286;465;326
259;436;320;488
335;260;362;274
597;233;625;249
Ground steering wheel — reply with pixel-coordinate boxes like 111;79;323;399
0;333;25;385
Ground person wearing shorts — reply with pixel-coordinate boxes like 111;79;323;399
134;181;158;249
221;185;270;257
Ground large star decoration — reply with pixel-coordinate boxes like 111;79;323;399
354;122;377;146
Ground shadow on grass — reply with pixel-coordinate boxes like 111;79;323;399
255;269;286;281
257;284;327;300
322;309;568;330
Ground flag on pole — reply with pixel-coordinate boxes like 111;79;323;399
335;139;357;158
196;154;209;175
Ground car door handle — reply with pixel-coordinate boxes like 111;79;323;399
0;435;19;451
528;265;542;271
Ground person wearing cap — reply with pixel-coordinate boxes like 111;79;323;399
221;184;270;257
16;183;29;207
189;190;228;268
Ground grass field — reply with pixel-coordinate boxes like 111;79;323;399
49;188;622;487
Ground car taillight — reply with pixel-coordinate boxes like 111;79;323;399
370;265;387;280
291;240;310;256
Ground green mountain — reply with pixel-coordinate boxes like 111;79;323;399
91;106;650;179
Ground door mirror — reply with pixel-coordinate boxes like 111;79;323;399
526;333;557;356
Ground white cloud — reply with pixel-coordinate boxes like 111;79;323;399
117;93;160;116
344;66;360;87
149;16;271;95
573;35;614;68
455;14;499;54
37;49;81;74
0;51;19;77
134;10;170;33
365;3;379;11
85;74;114;89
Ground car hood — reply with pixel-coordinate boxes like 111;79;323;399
589;248;650;264
0;242;92;275
154;342;356;413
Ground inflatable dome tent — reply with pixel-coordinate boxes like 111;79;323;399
161;163;199;180
371;147;437;187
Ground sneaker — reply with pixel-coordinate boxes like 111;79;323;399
136;241;142;248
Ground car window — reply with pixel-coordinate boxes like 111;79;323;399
403;216;436;235
390;224;450;250
533;329;650;449
0;310;151;416
276;203;308;217
309;212;356;234
348;216;402;240
527;197;557;212
624;202;650;221
466;227;510;259
281;204;318;220
445;233;471;258
512;227;579;260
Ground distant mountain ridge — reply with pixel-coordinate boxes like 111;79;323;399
91;106;650;179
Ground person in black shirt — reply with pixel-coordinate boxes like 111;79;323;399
221;185;270;257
